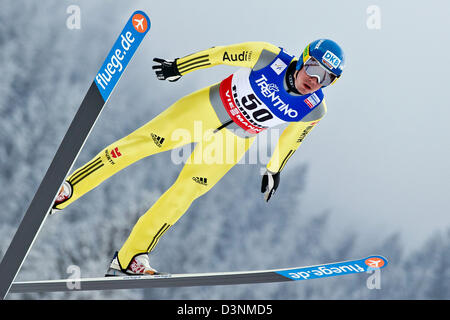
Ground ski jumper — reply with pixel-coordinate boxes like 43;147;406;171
55;42;327;271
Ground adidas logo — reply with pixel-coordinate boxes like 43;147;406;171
151;133;165;147
110;147;122;158
192;177;208;186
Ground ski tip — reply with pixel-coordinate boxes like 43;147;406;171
364;255;388;270
130;10;151;31
274;255;389;282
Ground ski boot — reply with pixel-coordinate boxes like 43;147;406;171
105;252;159;276
50;181;72;215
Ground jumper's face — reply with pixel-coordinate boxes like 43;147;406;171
295;66;322;95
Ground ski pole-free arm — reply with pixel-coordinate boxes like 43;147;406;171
266;113;325;173
261;114;324;202
175;42;281;76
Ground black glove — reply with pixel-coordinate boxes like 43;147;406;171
152;58;182;82
261;170;280;202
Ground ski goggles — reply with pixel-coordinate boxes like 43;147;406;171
304;57;339;86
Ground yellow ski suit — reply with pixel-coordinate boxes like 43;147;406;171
56;42;326;270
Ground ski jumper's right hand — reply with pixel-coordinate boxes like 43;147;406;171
152;58;182;82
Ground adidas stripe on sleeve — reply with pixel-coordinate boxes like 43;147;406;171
175;42;281;76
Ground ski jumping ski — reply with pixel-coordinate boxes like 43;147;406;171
9;256;387;294
0;11;151;300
